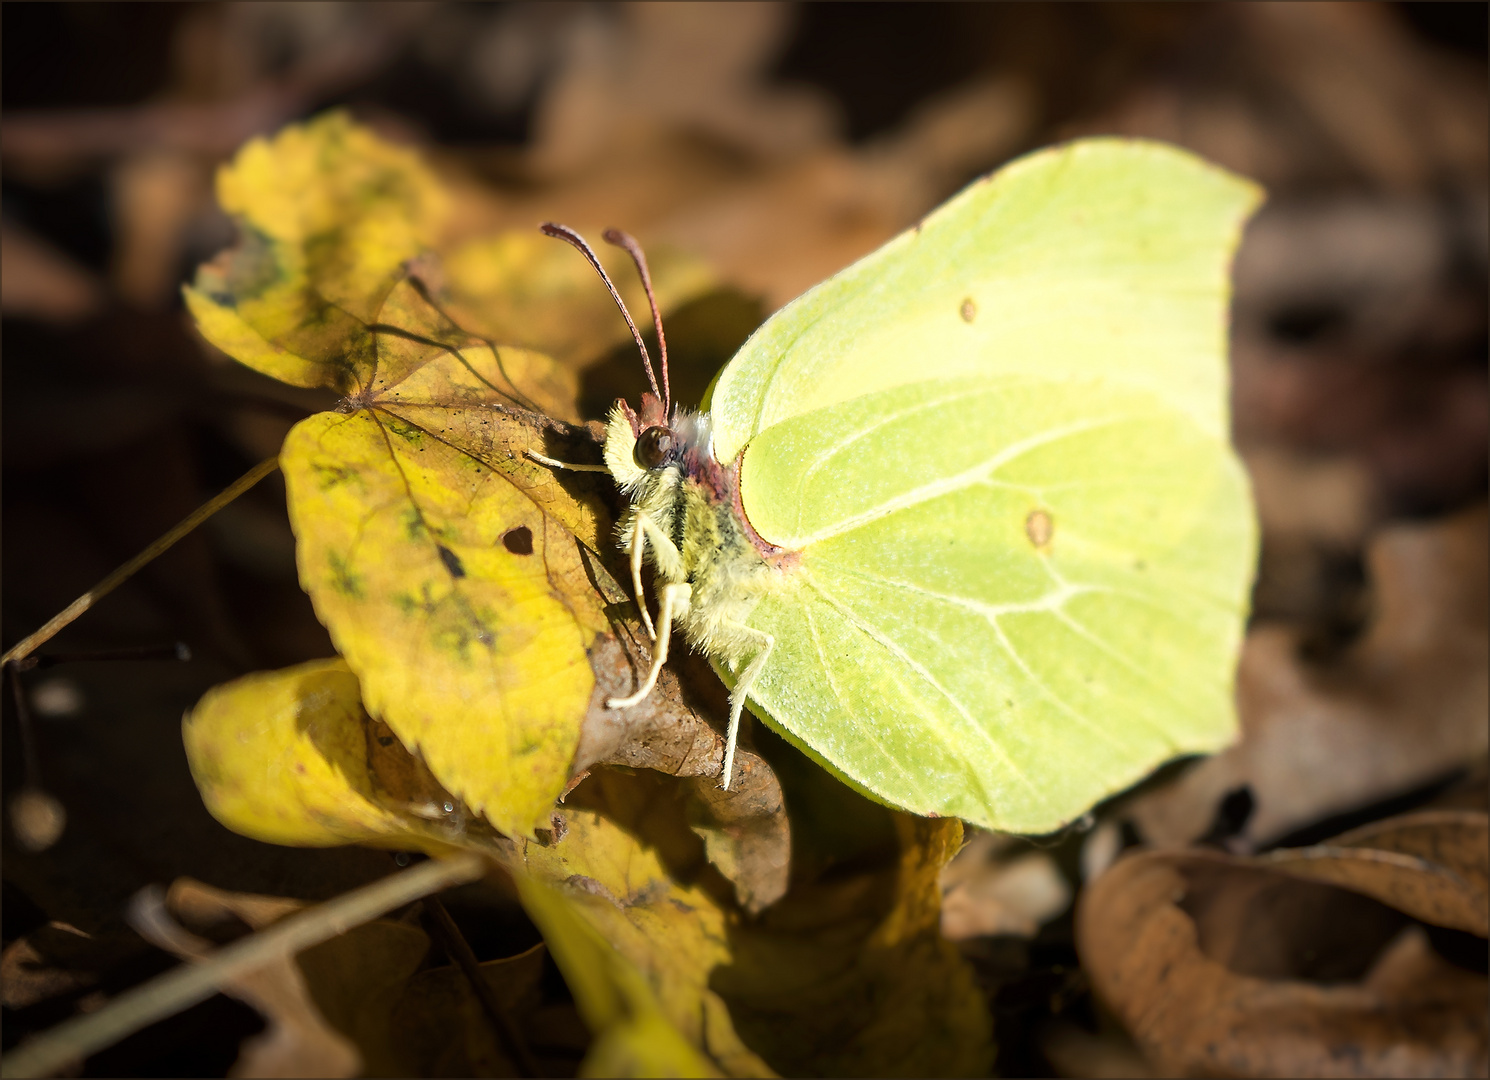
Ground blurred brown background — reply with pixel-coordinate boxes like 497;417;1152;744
2;3;1485;1075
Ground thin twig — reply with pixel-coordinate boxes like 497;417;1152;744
1;456;279;666
424;896;541;1077
11;642;192;672
0;852;489;1079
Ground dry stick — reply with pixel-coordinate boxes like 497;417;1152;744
1;852;490;1079
10;642;192;672
425;896;542;1077
1;456;280;666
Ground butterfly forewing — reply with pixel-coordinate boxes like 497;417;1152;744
708;139;1260;465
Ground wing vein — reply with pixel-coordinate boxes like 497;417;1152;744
825;563;1090;617
799;599;930;803
796;385;996;494
793;412;1149;546
804;579;1041;815
982;613;1131;754
1048;609;1188;743
823;563;1152;753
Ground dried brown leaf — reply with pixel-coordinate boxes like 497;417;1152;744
1130;505;1489;850
1263;810;1488;936
130;884;361;1078
384;943;568;1078
0;926;98;1011
1078;848;1488;1077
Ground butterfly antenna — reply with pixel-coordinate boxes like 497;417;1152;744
602;229;669;416
539;223;661;402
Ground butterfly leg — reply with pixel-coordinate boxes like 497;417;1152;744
626;511;686;641
523;449;610;473
717;623;775;790
606;581;693;709
625;516;656;641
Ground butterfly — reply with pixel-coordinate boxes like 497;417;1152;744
533;138;1261;834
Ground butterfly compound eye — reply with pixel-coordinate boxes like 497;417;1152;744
635;426;675;468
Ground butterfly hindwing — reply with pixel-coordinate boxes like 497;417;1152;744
731;372;1253;833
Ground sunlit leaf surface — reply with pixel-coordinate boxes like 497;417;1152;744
182;113;721;836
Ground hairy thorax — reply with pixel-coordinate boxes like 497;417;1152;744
603;397;796;666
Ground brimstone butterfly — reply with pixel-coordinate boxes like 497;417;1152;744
538;138;1261;835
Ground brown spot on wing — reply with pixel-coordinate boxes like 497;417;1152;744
1026;509;1053;548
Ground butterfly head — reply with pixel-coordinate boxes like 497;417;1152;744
601;388;711;497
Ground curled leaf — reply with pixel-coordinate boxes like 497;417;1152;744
181;657;775;1072
129;885;362;1079
183;658;505;855
1262;809;1488;936
1079;813;1490;1077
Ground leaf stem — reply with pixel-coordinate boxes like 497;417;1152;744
1;456;280;666
0;851;489;1079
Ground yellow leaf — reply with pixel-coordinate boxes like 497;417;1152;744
184;113;724;837
281;400;611;838
183;662;747;1073
521;771;776;1077
185;111;715;403
516;873;726;1079
186;111;450;392
183;658;494;854
185;661;992;1076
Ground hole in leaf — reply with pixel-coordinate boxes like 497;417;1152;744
503;527;534;555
